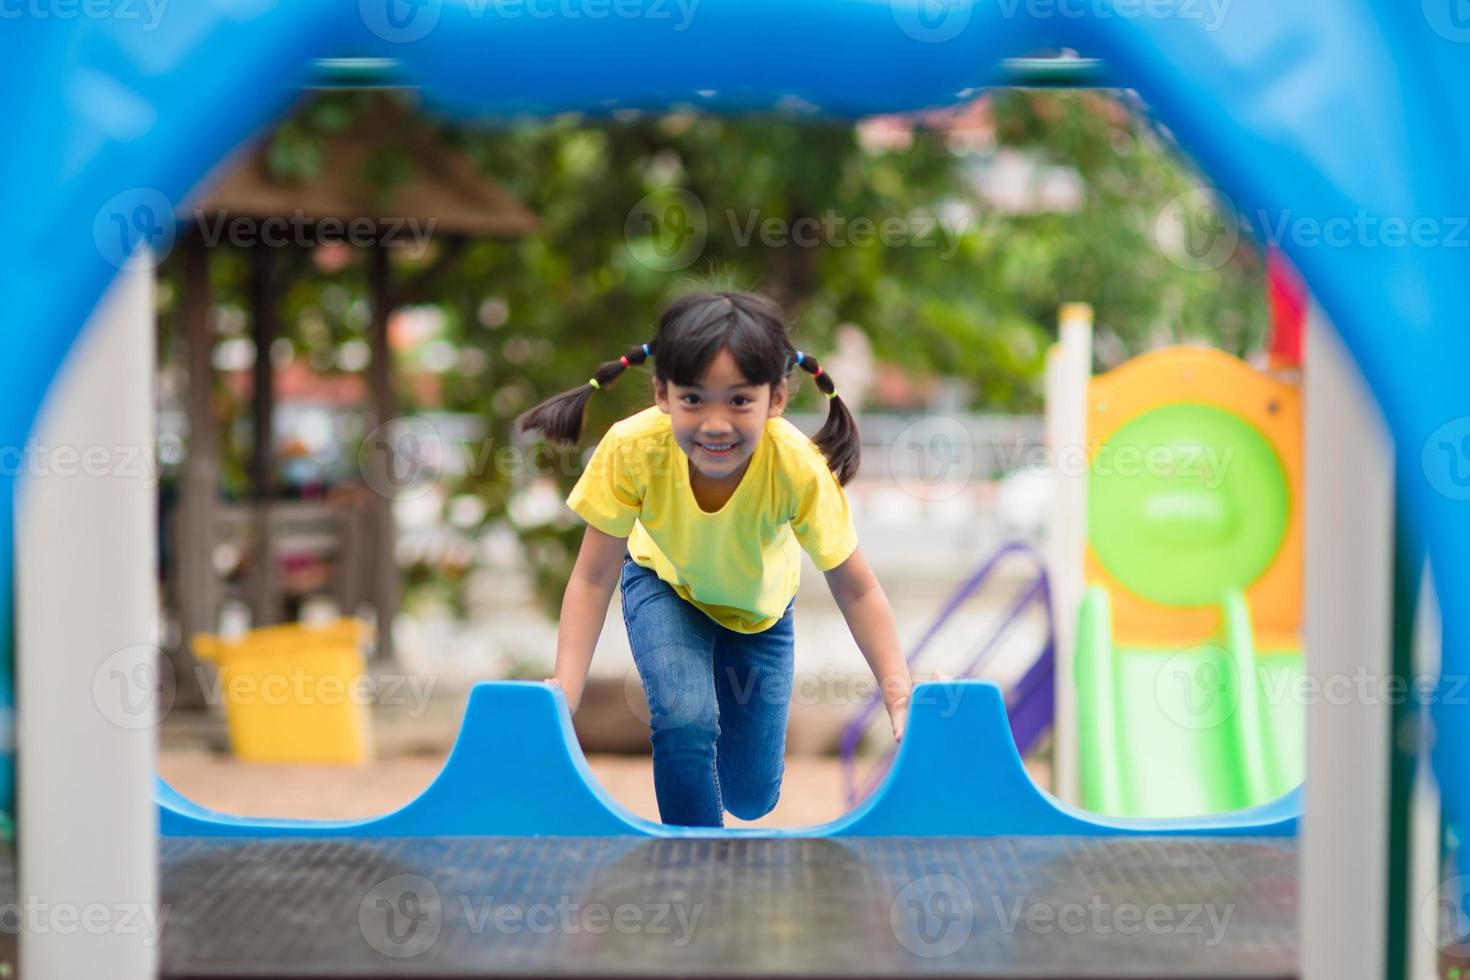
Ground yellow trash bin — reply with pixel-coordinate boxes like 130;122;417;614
192;619;376;764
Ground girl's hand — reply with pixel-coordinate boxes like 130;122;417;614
545;677;583;714
887;695;910;742
885;672;951;742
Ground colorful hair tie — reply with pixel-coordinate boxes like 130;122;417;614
642;343;651;357
588;378;601;390
794;350;805;366
619;355;630;367
812;366;824;379
826;389;838;400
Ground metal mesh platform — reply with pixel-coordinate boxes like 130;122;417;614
158;835;1297;978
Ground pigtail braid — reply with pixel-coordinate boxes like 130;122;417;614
792;350;861;486
515;342;653;444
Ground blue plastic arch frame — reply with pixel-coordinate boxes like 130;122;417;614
3;1;1465;841
159;680;1300;837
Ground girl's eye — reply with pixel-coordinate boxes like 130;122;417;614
732;396;753;407
680;394;701;406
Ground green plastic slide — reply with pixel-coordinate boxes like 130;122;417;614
1076;586;1304;817
1077;397;1303;817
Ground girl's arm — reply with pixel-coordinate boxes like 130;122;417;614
823;546;914;740
547;525;628;713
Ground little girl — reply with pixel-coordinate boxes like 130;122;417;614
517;290;912;827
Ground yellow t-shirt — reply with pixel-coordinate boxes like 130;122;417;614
566;405;858;633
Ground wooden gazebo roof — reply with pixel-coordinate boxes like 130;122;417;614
186;96;538;238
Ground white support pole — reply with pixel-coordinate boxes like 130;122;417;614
1409;563;1441;980
17;259;159;979
1046;302;1091;804
1301;303;1394;980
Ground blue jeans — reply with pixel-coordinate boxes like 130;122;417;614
619;554;795;827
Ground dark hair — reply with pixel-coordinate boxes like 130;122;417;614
515;290;860;484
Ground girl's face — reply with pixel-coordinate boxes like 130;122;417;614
655;347;788;482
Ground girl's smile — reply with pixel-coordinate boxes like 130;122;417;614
694;438;740;459
655;347;788;486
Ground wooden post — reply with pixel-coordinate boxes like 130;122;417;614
248;245;279;627
366;241;398;662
